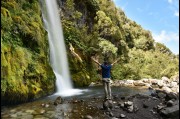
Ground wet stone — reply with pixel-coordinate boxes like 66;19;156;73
84;115;93;119
25;110;35;114
167;100;174;107
120;114;126;118
10;114;17;118
34;114;47;118
20;114;34;119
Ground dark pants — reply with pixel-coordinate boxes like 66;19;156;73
102;78;112;100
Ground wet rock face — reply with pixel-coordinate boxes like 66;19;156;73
54;96;63;105
103;100;113;110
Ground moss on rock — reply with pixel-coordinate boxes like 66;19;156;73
1;0;55;105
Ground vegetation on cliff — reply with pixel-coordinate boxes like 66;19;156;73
59;0;179;85
1;0;55;104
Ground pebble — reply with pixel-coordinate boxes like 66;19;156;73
84;115;93;119
25;110;35;114
120;114;126;118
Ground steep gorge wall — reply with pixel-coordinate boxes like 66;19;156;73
1;0;55;105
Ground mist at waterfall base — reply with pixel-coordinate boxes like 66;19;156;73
41;0;88;97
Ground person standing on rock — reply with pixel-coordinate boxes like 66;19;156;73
91;57;120;100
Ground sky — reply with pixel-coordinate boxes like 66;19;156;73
113;0;179;55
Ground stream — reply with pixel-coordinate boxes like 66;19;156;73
1;86;152;119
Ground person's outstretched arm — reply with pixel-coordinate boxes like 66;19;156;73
91;57;101;66
111;58;120;66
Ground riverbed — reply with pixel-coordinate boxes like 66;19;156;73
1;86;152;119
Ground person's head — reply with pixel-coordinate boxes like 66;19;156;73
103;61;108;65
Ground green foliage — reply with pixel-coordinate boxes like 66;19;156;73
1;0;55;105
98;38;118;55
112;49;179;80
155;42;172;55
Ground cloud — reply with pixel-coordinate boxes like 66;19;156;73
167;0;179;17
168;0;173;4
152;30;179;43
174;10;179;17
153;30;179;54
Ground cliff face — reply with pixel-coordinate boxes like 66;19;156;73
1;0;55;105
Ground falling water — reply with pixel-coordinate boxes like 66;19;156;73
40;0;86;96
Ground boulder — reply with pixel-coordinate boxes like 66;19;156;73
89;82;96;87
157;80;164;88
157;92;166;99
133;80;145;86
126;80;134;85
162;77;170;84
160;104;179;118
142;78;150;83
162;87;172;93
84;115;93;119
150;79;158;85
103;100;113;110
54;96;63;105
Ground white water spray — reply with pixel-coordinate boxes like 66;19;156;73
40;0;87;96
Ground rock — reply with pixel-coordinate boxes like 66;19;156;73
54;96;62;105
133;80;145;86
146;84;152;89
45;104;49;108
10;114;17;118
157;92;166;99
41;103;45;107
119;102;124;108
103;100;113;110
120;114;126;118
21;115;33;119
72;110;78;113
143;101;149;108
166;92;178;101
127;105;134;113
150;79;158;85
150;109;156;114
89;82;95;87
111;117;118;119
142;78;150;83
171;74;179;83
151;92;157;97
157;80;164;88
108;100;113;109
103;100;109;110
160;104;179;117
162;77;170;84
120;96;126;100
25;110;34;114
162;86;172;93
113;95;118;99
109;111;114;117
114;106;119;109
166;100;174;107
124;101;133;106
126;80;134;85
33;109;45;115
157;105;165;111
134;105;139;112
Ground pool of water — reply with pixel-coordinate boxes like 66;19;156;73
1;86;152;119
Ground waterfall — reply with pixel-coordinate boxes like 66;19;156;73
40;0;87;96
